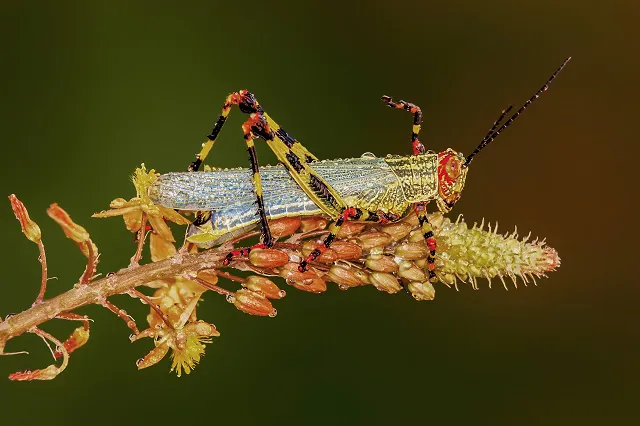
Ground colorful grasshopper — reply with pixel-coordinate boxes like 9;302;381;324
148;58;570;280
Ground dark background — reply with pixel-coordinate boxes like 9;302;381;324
1;1;637;425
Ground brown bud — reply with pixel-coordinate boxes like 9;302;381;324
382;222;412;241
47;203;91;243
365;255;399;273
327;265;362;288
231;289;276;316
9;194;41;243
249;248;289;268
395;242;429;260
427;213;444;230
196;269;219;286
370;272;402;294
330;241;362;260
407;281;436;301
269;217;301;237
150;232;177;261
300;216;327;232
336;222;366;238
402;211;420;227
353;269;371;285
414;258;427;269
397;260;426;282
408;230;426;243
357;232;392;251
279;262;320;281
301;241;337;264
245;276;286;299
290;277;327;293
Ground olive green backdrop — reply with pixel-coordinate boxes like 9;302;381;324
1;1;637;425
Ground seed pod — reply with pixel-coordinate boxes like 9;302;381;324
402;211;420;227
269;217;302;237
336;222;366;238
327;265;362;288
427;213;445;230
330;241;362;260
9;194;42;243
397;260;426;282
353;269;371;285
370;272;402;294
395;242;429;260
357;232;392;251
408;230;426;243
300;216;327;232
365;255;399;273
382;222;413;241
150;232;177;261
301;241;338;264
230;289;276;316
279;262;320;281
249;248;289;268
245;275;286;299
196;269;219;286
407;282;436;301
290;277;327;293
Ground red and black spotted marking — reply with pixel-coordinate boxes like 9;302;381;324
416;202;438;283
243;114;275;248
299;207;362;272
222;243;268;266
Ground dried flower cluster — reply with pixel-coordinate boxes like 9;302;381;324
0;165;559;380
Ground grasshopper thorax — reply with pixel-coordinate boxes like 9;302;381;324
436;148;468;213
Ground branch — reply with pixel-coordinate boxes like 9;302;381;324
1;165;560;378
0;247;226;349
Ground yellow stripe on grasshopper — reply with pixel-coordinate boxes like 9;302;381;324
263;114;345;218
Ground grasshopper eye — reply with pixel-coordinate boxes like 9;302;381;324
445;156;461;179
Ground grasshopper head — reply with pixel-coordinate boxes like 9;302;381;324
436;149;468;213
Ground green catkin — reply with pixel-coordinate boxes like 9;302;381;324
427;213;560;290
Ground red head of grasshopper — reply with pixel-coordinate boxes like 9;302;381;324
436;149;468;213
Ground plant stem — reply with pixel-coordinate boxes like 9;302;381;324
0;248;226;351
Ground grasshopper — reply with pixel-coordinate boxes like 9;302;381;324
148;58;570;279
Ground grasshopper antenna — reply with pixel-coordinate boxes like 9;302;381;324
464;57;571;167
482;104;513;143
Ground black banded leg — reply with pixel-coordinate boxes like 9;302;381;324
188;90;263;172
242;113;275;247
299;207;373;272
222;113;276;266
381;95;425;155
416;203;438;283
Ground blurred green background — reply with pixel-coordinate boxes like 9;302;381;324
1;1;637;425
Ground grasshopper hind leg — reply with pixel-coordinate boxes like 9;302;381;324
183;90;276;260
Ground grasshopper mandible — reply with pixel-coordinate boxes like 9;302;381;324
148;58;570;279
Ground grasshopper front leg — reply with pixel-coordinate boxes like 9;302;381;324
383;95;438;283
